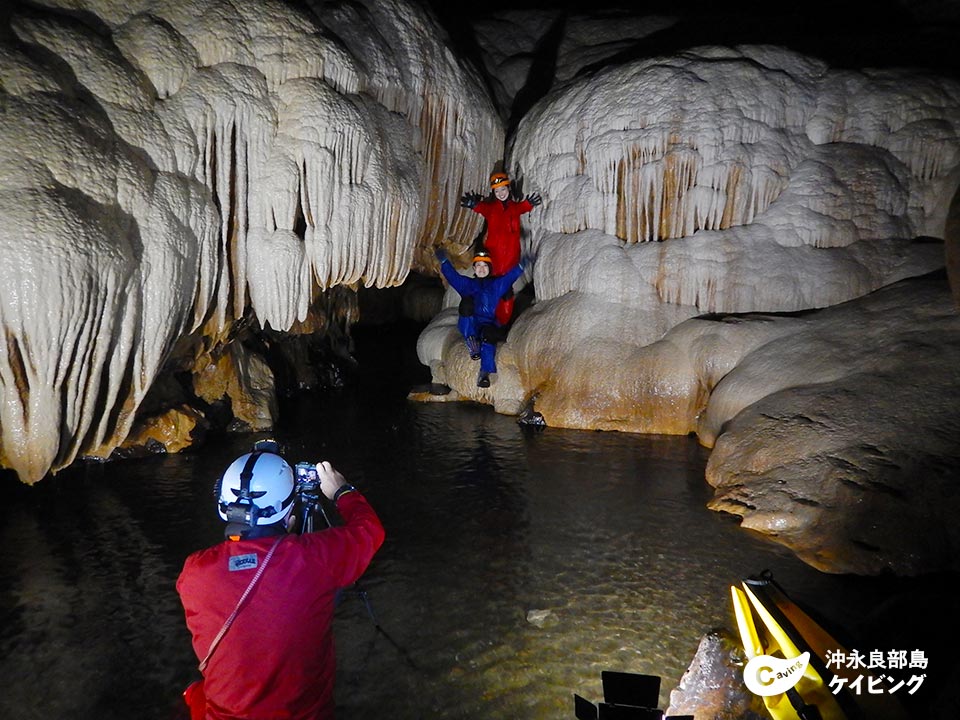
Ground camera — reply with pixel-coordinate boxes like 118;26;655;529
295;462;320;492
293;461;332;533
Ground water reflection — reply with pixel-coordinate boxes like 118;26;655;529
0;324;954;719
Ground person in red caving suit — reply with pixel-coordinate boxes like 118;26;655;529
460;170;542;326
177;441;384;720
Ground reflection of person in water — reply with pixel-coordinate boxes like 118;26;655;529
460;171;541;326
435;248;526;388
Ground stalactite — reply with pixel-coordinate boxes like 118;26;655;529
512;45;959;326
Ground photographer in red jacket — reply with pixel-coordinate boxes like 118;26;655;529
177;442;384;720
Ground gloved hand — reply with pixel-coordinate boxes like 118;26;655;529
525;192;542;207
460;192;481;209
434;246;446;262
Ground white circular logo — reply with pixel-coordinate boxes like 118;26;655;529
743;652;811;697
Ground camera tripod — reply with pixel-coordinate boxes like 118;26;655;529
292;465;417;670
295;483;380;625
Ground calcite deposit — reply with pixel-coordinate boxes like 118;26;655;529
2;0;960;577
417;41;960;574
0;0;501;482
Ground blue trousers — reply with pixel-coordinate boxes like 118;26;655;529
458;317;499;374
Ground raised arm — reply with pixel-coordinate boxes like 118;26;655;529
437;250;475;297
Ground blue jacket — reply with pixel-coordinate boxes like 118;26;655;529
439;259;525;326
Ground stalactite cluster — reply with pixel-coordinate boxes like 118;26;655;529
0;0;502;483
511;45;960;315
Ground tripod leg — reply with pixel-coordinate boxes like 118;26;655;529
355;585;379;626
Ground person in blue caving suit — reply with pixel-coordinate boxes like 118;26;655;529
435;248;526;388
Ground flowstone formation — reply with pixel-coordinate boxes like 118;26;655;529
423;45;960;419
0;0;502;484
699;274;960;576
418;43;960;574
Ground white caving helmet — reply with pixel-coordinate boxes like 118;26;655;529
217;450;295;526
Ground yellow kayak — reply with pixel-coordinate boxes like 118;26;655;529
731;572;910;720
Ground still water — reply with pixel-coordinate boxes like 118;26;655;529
0;323;953;719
